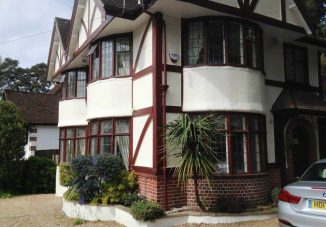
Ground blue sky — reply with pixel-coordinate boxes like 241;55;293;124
0;0;74;67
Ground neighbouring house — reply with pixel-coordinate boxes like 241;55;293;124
3;88;60;161
47;0;326;209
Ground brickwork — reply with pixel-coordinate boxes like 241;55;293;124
268;164;282;188
137;172;271;210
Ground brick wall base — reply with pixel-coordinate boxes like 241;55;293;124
137;172;271;210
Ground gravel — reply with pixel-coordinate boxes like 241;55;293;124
0;194;278;227
0;194;123;227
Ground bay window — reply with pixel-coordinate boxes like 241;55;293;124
185;17;262;70
208;113;266;174
89;34;132;82
61;69;87;99
88;118;130;169
59;127;87;162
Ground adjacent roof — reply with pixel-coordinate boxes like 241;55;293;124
3;90;60;125
272;89;326;114
55;17;71;50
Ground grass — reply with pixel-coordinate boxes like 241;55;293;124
0;192;14;199
73;218;85;225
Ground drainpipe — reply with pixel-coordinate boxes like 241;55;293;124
161;20;169;210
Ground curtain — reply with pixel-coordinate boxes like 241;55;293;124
188;22;204;64
117;52;130;75
115;136;129;170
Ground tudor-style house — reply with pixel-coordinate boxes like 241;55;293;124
47;0;326;209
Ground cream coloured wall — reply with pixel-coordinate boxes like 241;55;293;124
133;115;153;168
183;66;266;113
133;21;153;73
167;72;182;107
133;73;153;110
87;78;132;120
166;113;181;168
58;99;88;127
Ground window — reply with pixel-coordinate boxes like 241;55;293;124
59;127;87;162
202;113;266;174
90;35;132;82
185;17;262;69
284;44;308;84
61;69;87;99
319;51;326;98
88;118;130;169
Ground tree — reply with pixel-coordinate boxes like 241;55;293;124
0;100;26;191
0;58;51;95
165;114;224;211
304;0;326;38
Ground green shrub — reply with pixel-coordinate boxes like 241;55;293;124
121;193;144;207
73;218;85;225
59;163;74;187
213;197;247;213
24;156;56;194
0;191;14;199
63;187;79;202
130;200;165;221
70;155;125;204
271;187;281;204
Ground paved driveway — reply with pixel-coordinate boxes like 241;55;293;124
0;194;278;227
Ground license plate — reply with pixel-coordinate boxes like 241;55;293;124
309;200;326;210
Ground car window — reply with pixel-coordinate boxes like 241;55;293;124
301;163;326;181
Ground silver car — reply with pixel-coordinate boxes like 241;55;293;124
278;159;326;227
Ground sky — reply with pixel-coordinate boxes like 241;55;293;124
0;0;74;68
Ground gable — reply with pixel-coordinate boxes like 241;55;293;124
47;18;71;81
67;0;106;58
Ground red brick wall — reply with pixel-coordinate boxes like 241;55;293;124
137;172;271;210
268;164;282;188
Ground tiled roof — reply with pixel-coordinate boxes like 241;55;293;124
272;89;326;114
55;17;71;50
3;90;60;125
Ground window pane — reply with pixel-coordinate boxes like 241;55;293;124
320;52;326;98
187;22;204;65
228;22;243;65
116;37;130;76
285;45;307;83
208;21;224;65
246;26;257;68
76;71;86;97
115;120;129;133
301;163;326;181
92;47;99;80
76;139;86;156
100;136;111;154
66;139;74;162
102;40;113;78
66;128;74;138
231;132;247;173
91;122;98;135
230;115;246;131
62;82;66;99
115;136;129;169
60;129;65;138
67;71;75;97
60;140;65;163
76;128;85;138
215;133;228;173
100;120;112;135
250;134;261;173
90;137;97;156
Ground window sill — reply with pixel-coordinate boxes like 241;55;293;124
183;64;265;75
60;97;86;101
88;75;132;85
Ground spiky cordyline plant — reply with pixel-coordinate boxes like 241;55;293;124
165;113;224;211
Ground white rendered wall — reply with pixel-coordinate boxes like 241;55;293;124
254;0;281;20
58;99;88;127
133;21;152;73
87;78;132;120
133;74;153;110
37;125;59;150
183;66;266;113
166;113;181;168
133;115;153;168
167;72;182;107
164;15;181;66
210;0;239;8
